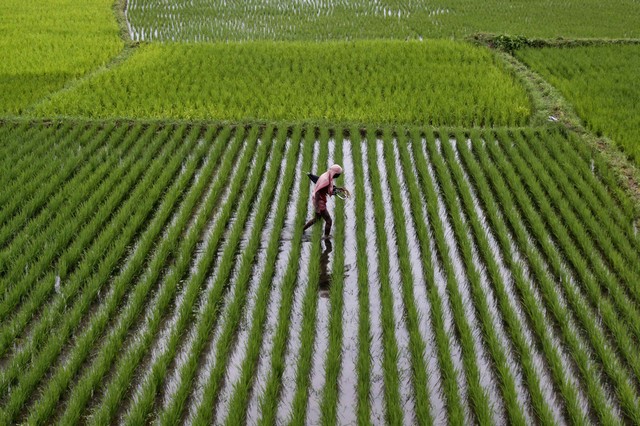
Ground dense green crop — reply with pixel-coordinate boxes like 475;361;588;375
125;0;640;42
0;0;122;115
1;121;639;424
517;45;640;164
34;40;531;126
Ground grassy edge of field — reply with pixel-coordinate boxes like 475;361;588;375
473;35;640;222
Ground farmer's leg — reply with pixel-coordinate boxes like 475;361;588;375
320;209;332;237
303;212;320;231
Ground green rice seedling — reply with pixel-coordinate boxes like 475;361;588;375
0;124;167;360
160;126;284;425
89;126;247;426
411;132;492;424
0;125;198;424
362;134;405;424
36;41;530;127
427;132;526;424
399;129;466;424
24;124;214;424
257;129;314;426
484;132;636;423
121;126;264;425
347;129;373;425
50;125;227;426
223;126;304;425
287;127;329;425
190;127;299;424
380;129;433;425
457;132;588;424
445;130;556;424
319;132;345;426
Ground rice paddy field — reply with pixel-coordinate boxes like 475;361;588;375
3;0;640;424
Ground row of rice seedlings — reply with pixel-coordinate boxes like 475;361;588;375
516;130;640;345
0;122;36;171
411;133;493;423
159;126;281;424
286;129;329;424
426;132;527;423
378;131;433;424
0;124;134;319
88;125;246;425
256;130;314;425
340;129;374;424
496;133;640;417
36;41;530;127
542;130;640;256
215;126;303;424
0;122;74;217
47;125;229;425
120;125;262;424
318;133;345;424
0;124;168;361
457;132;591;423
446;132;560;423
23;124;215;423
563;131;637;224
0;124;198;423
187;127;298;424
0;123;89;247
482;133;635;423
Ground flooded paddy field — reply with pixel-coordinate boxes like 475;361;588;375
1;121;640;424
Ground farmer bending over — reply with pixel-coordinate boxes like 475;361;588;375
303;164;343;238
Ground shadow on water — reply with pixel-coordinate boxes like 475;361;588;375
318;239;332;299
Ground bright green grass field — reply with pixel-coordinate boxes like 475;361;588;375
0;0;123;115
125;0;640;42
517;45;640;164
34;40;531;126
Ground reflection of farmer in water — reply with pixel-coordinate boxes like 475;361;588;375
303;164;343;238
319;239;332;298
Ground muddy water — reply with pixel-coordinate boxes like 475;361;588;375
408;139;472;424
453;139;563;424
375;138;416;425
275;140;319;424
361;139;387;424
337;140;359;424
119;135;253;423
392;141;446;424
211;138;294;424
245;136;306;423
305;138;335;424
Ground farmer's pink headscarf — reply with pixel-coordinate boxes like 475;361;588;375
313;164;343;200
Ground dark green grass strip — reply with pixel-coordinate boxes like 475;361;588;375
88;126;246;426
0;123;133;318
347;130;373;426
0;124;197;424
223;126;304;425
400;130;465;425
412;132;492;425
319;133;345;426
427;132;525;424
380;130;433;425
287;127;330;425
445;131;555;424
52;125;227;426
458;132;587;424
162;126;283;425
0;122;38;173
121;126;262;425
257;129;314;426
24;124;215;424
363;134;404;425
483;132;632;424
0;124;166;360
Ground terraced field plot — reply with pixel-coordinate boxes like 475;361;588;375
1;121;639;424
